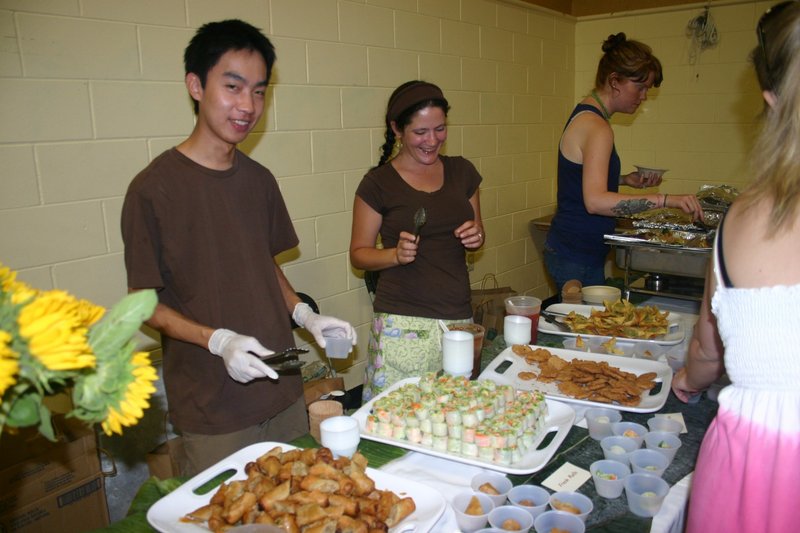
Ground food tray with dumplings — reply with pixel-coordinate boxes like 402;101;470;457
146;442;446;532
478;345;672;413
352;375;576;475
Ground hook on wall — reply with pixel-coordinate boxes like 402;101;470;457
687;5;720;64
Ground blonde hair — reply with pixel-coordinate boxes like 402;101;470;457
741;2;800;232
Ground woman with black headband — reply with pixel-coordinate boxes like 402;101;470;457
350;80;484;402
672;3;800;531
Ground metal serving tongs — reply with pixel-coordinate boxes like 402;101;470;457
541;310;571;332
257;347;309;373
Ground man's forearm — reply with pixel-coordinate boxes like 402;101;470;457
144;300;215;349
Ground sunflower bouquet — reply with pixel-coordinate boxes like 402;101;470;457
0;262;158;441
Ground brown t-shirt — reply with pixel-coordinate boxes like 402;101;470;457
121;148;302;434
356;156;482;319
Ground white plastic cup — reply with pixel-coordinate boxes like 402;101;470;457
442;330;474;376
590;459;630;499
471;472;513;508
624;473;670;517
504;296;541;344
629;448;669;477
319;415;360;458
664;350;686;371
600;435;639;466
323;334;351;359
548;491;593;522
646;416;683;435
507;485;550;520
610;421;648;447
584;407;622;440
488;505;534;532
633;343;666;361
643;431;682;465
533;510;585;533
504;315;532;346
453;491;495;533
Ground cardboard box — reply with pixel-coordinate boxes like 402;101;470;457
0;417;109;531
0;475;108;532
146;436;187;480
303;377;345;406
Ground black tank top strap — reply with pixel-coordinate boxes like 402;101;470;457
716;214;734;288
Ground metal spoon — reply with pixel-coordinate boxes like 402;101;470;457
412;207;427;242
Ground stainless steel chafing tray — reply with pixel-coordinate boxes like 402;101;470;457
605;229;713;300
609;237;711;279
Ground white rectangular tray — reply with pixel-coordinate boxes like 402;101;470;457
539;303;686;346
353;377;576;476
146;442;446;533
478;346;673;413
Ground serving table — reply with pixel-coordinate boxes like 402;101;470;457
101;332;717;533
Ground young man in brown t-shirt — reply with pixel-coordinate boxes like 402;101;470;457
121;20;356;476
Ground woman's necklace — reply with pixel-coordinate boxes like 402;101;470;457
590;90;610;120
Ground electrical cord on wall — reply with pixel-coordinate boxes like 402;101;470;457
687;6;719;64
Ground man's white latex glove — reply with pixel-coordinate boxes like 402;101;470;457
208;328;279;383
292;302;357;349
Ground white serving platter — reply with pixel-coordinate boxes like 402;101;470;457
353;377;576;476
478;346;673;413
539;303;686;346
147;442;445;533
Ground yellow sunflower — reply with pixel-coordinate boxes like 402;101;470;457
0;263;38;305
0;331;19;397
16;290;96;371
101;351;158;436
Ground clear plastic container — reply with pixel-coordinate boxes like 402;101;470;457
624;473;670;517
643;431;682;465
488;505;534;532
596;337;636;357
610;421;648;447
471;472;513;507
629;448;669;478
590;459;630;499
548;491;593;522
600;435;639;466
533;510;585;533
507;485;550;520
584;407;622;440
453;491;495;533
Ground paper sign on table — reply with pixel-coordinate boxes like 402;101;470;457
541;462;591;493
655;413;688;433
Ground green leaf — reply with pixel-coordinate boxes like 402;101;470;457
36;405;56;441
88;290;157;358
71;339;139;423
6;394;41;428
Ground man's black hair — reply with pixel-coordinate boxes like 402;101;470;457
184;19;276;113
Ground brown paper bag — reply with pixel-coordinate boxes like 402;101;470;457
471;274;516;340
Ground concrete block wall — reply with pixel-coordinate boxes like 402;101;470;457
575;1;769;195
0;0;575;393
0;0;769;523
